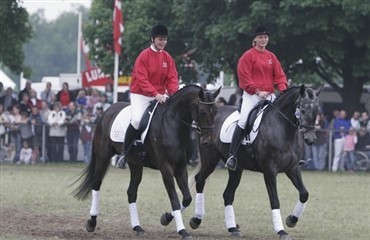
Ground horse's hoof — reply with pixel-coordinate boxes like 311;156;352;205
133;225;145;235
85;220;95;232
189;217;201;229
179;229;192;239
280;234;292;240
286;215;297;228
278;230;291;240
160;212;173;226
228;227;242;238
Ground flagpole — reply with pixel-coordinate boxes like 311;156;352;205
113;53;119;103
77;12;82;79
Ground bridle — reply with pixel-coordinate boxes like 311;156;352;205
176;100;216;136
267;96;317;133
192;100;216;135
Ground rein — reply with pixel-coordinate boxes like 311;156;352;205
267;97;315;133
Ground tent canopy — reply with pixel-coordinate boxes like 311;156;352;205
0;69;16;89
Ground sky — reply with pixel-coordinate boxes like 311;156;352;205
21;0;92;21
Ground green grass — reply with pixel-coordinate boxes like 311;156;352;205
0;163;369;240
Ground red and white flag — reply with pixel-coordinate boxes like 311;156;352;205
113;0;124;55
80;36;92;70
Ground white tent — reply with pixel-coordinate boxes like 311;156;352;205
0;69;16;89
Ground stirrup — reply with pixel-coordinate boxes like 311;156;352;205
116;154;127;169
225;156;237;171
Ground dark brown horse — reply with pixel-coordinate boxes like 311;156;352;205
189;85;322;240
73;85;220;239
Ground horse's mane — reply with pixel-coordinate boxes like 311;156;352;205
166;84;202;103
273;86;301;104
271;85;318;113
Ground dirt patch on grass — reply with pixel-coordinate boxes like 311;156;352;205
0;207;209;240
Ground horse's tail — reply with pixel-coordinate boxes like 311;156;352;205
72;142;109;200
188;160;202;198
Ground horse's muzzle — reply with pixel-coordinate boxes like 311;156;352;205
303;131;316;145
199;134;214;146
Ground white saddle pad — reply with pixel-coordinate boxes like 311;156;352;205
219;109;265;145
110;102;159;143
110;106;132;142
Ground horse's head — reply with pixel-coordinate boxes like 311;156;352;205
296;85;323;144
192;86;221;145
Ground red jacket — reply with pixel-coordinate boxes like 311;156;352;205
130;47;178;97
27;98;42;110
238;48;287;95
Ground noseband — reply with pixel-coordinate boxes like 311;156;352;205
192;100;216;135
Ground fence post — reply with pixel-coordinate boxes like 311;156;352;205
42;124;46;164
328;129;333;171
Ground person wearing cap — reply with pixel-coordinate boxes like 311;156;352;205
116;23;179;169
225;25;288;171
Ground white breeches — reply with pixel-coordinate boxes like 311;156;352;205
130;93;155;129
238;92;276;129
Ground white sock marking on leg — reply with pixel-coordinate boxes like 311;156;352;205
293;201;306;218
90;190;99;216
272;209;284;233
172;210;185;233
224;205;236;229
129;202;140;228
195;193;205;219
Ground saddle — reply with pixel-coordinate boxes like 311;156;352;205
135;101;159;168
245;100;270;136
220;100;269;145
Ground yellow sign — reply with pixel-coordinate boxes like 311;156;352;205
118;76;131;85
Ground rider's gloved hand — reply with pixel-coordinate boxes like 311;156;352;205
155;93;168;104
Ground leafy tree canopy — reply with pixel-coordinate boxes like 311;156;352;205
23;6;89;81
0;0;32;75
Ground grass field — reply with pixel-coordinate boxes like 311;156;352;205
0;163;369;240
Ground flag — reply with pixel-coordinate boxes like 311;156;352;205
80;36;92;70
113;0;124;55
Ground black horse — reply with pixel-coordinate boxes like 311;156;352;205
189;85;322;240
73;85;220;239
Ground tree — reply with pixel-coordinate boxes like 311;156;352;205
173;0;370;112
84;0;179;78
84;0;370;112
0;0;32;75
24;6;90;81
276;0;370;112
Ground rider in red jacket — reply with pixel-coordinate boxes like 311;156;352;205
117;23;179;169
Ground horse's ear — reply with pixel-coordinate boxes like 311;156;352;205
299;85;305;97
212;86;222;99
315;84;324;97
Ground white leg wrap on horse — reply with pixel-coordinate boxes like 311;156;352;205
272;209;284;233
129;203;141;228
224;205;236;229
90;190;100;216
195;193;205;219
181;204;186;212
293;201;306;218
172;210;185;232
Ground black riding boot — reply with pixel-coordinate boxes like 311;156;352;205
225;125;244;171
116;124;138;169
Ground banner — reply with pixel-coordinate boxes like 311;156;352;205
82;68;112;87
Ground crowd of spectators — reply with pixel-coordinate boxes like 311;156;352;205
0;81;115;164
1;81;369;171
303;109;370;172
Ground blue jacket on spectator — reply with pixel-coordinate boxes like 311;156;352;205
333;117;351;140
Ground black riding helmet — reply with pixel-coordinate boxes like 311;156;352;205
253;25;270;38
150;23;168;38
